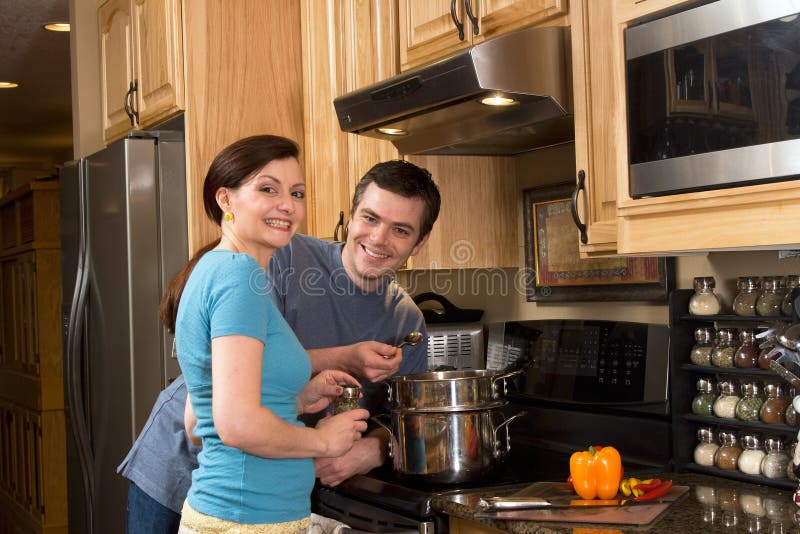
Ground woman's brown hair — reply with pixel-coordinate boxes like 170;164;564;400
159;135;300;332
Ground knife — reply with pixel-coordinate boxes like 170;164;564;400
476;496;671;512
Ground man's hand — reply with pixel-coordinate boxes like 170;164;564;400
348;341;402;382
314;429;389;486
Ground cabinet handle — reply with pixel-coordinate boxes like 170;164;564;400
464;0;479;36
450;0;465;41
130;79;140;126
333;210;345;242
124;83;134;126
570;170;589;245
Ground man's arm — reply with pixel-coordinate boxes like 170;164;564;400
314;427;390;486
307;342;401;382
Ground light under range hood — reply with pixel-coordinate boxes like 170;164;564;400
333;26;573;156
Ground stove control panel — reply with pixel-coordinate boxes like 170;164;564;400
488;320;669;405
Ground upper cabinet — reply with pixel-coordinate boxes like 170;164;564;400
569;0;621;256
300;0;400;241
98;0;184;142
399;0;568;70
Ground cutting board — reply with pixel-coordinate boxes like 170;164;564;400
478;482;689;525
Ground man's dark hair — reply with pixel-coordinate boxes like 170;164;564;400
351;160;441;242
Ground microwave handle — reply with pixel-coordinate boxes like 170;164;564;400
570;170;588;244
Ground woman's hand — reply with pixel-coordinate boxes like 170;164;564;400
316;409;370;457
297;370;362;415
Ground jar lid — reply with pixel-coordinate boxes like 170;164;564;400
694;326;714;342
694;276;716;290
762;276;785;290
718;380;736;394
697;426;716;443
737;276;761;290
764;383;785;397
738;330;756;343
716;328;737;344
718;431;738;445
741;381;761;395
764;437;785;452
697;378;714;393
786;275;800;289
339;386;360;400
741;434;762;449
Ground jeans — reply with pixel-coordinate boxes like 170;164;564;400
126;481;181;534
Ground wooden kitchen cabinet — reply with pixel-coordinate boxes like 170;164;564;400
406;155;518;269
98;0;184;142
300;0;399;240
0;180;67;534
615;0;691;23
569;0;621;256
399;0;568;70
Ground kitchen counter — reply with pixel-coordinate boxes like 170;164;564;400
432;473;799;533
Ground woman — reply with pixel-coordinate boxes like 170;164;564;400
161;135;369;533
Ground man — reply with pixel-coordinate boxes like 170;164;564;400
118;160;441;533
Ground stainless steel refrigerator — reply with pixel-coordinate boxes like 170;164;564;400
60;128;188;533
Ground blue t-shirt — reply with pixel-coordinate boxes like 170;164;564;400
176;250;312;524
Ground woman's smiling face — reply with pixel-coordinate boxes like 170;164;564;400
221;157;305;257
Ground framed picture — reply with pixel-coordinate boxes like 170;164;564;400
523;183;674;302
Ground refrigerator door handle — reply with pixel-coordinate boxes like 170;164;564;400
65;159;95;533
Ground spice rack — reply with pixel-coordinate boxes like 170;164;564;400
670;288;798;490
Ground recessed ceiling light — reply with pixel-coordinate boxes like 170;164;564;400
0;82;19;89
43;22;70;32
377;127;407;136
480;96;518;107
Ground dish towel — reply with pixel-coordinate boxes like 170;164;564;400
307;513;351;534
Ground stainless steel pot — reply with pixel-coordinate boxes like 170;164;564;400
372;407;527;484
386;369;523;412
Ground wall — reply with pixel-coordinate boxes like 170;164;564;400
399;144;800;325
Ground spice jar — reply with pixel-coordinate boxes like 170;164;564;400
739;492;766;517
711;328;738;368
761;437;790;479
737;434;766;475
787;442;798;481
735;381;763;422
713;380;740;419
715;431;742;470
733;276;760;316
781;275;800;316
689;276;722;315
689;327;714;366
758;343;783;370
692;378;717;416
785;390;797;426
694;427;719;467
756;276;785;316
760;383;789;424
333;386;361;414
734;329;759;369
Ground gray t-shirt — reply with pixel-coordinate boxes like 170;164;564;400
117;234;427;511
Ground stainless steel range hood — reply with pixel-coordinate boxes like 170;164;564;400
333;26;573;156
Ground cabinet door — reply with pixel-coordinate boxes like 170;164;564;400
98;0;135;142
131;0;185;128
478;0;567;41
399;0;470;70
406;155;518;269
301;0;399;241
570;0;619;255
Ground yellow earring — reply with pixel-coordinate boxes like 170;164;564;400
223;211;234;223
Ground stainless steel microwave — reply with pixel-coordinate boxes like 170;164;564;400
625;0;800;198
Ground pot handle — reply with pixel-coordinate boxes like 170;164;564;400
385;382;393;405
370;414;395;459
491;368;524;398
493;411;527;459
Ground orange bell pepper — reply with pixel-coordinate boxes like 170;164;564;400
569;445;623;500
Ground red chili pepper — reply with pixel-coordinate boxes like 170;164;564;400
634;480;672;501
567;475;574;490
633;478;662;492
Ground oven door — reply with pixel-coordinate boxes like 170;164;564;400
625;0;800;198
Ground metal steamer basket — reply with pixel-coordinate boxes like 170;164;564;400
374;370;526;483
